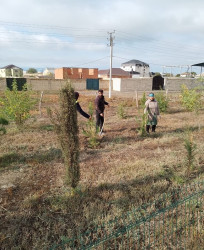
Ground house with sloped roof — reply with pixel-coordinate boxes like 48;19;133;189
98;68;130;79
121;59;150;77
0;64;23;78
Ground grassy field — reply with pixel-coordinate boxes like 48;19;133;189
0;91;204;249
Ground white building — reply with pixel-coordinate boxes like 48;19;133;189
0;64;23;78
121;60;150;77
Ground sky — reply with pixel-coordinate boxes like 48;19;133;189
0;0;204;74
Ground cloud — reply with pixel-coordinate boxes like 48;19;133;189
0;0;204;72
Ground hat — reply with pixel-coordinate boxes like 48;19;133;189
149;93;154;97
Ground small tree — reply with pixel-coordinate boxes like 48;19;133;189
26;68;37;74
155;91;169;113
136;112;148;137
48;83;80;188
180;84;202;112
117;103;126;119
139;92;147;109
0;79;36;126
184;130;197;178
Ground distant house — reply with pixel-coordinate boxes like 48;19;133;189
55;67;98;79
0;64;23;78
98;68;130;79
43;68;55;77
121;60;150;77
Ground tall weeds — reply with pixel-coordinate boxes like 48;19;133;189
83;102;99;148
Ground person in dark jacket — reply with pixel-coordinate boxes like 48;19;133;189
95;89;109;132
74;92;91;119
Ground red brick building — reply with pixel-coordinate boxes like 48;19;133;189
55;67;98;79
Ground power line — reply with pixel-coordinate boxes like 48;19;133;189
72;56;109;67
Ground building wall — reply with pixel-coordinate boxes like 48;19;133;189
121;65;150;77
11;68;23;77
55;67;98;79
0;69;6;77
0;68;23;77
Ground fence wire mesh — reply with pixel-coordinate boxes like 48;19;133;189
51;181;204;250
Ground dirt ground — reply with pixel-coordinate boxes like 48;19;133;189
0;91;204;249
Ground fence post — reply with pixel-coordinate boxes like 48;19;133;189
39;91;44;117
135;91;139;108
166;89;168;99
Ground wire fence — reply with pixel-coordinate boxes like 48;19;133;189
51;181;204;249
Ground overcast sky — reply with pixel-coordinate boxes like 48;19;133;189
0;0;204;74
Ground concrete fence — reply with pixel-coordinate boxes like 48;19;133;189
0;78;109;92
113;77;203;92
0;77;203;92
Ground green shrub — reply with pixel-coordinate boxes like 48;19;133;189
0;79;36;126
83;102;99;148
184;130;197;177
180;84;202;112
136;112;148;137
139;92;147;109
117;103;126;119
155;91;169;113
48;83;80;188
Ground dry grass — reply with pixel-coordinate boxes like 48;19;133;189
0;91;204;249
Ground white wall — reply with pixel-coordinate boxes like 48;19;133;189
113;78;152;92
113;78;121;91
0;69;6;77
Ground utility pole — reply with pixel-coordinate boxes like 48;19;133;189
107;31;115;98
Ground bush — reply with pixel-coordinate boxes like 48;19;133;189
48;83;80;188
155;92;169;113
180;84;202;112
139;92;147;109
0;79;36;126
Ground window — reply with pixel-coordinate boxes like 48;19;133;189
89;69;94;75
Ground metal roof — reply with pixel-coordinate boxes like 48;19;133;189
98;68;130;76
0;64;23;70
191;62;204;67
121;60;149;67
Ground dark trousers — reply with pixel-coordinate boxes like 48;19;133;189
146;125;156;133
96;111;104;131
